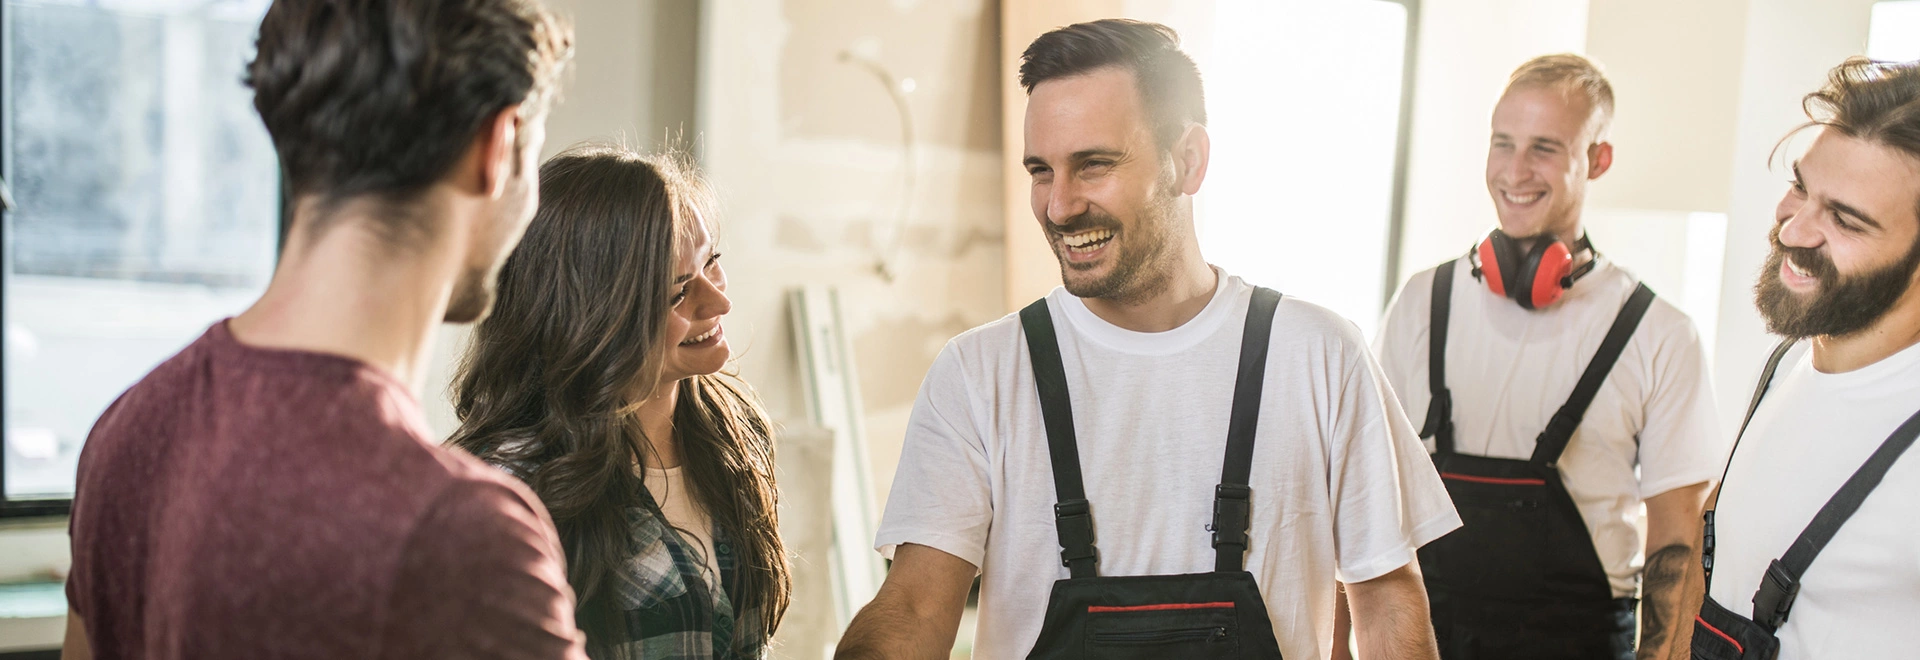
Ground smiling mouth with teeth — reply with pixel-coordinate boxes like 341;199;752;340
680;325;721;346
1059;228;1115;254
1786;257;1813;279
1500;191;1545;205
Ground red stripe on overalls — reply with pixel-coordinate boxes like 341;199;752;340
1694;615;1745;654
1441;472;1547;486
1087;602;1237;613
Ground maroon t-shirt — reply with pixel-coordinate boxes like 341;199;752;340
67;321;587;659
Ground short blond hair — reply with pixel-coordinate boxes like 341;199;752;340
1504;54;1615;140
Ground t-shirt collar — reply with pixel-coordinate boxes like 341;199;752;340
1053;265;1240;356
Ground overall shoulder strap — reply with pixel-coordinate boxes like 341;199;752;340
1214;287;1283;572
1529;283;1657;470
1421;261;1457;455
1019;298;1098;579
1751;404;1920;631
1703;338;1797;590
1739;340;1799;444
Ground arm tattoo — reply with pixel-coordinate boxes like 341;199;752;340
1638;542;1694;659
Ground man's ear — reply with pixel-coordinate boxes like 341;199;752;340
476;104;523;199
1588;140;1614;180
1172;123;1211;196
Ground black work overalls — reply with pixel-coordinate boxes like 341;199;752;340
1418;260;1655;660
1019;288;1287;660
1691;340;1920;660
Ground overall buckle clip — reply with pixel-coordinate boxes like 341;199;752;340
1053;499;1097;568
1753;559;1801;631
1210;484;1252;551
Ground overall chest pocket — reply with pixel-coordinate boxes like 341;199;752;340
1421;469;1555;598
1083;602;1241;659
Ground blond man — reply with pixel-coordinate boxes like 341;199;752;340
1363;55;1724;660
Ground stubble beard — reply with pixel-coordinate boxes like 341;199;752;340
1058;187;1181;306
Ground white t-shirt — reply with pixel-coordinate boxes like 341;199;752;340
874;268;1460;660
1711;339;1920;659
1374;257;1725;597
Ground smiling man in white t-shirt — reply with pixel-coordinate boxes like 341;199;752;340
1686;57;1920;660
1368;55;1725;660
833;19;1458;660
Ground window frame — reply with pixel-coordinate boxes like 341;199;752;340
1377;0;1422;311
0;0;281;518
0;0;65;519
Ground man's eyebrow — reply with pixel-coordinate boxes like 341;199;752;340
1023;155;1048;169
1796;162;1884;230
1530;136;1568;149
1829;198;1885;230
1070;148;1127;162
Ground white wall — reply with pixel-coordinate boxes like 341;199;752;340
697;3;1005;654
696;0;1004;509
1584;0;1748;215
1394;0;1592;279
1711;0;1878;433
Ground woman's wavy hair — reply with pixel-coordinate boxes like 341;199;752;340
448;144;789;648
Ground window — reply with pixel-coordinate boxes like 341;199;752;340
1197;0;1417;339
1869;1;1920;61
3;0;277;514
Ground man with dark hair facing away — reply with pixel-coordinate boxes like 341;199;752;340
61;1;580;658
1365;54;1725;660
835;19;1458;660
1688;57;1920;660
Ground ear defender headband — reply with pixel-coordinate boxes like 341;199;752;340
1470;229;1597;310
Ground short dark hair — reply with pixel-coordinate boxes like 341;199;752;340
1018;19;1205;149
247;0;572;208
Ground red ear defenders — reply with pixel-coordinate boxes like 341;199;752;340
1471;230;1596;310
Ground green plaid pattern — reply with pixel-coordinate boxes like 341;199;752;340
594;494;767;660
495;459;767;660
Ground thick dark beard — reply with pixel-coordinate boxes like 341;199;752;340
1754;225;1920;338
1055;187;1180;305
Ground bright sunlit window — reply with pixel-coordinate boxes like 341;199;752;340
1199;0;1412;339
3;0;277;511
1869;1;1920;61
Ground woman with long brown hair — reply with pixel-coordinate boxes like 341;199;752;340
449;145;789;659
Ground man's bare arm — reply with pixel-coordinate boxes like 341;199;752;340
1331;585;1355;660
61;609;91;660
1638;482;1709;660
1347;560;1439;660
1643;482;1713;660
834;544;977;660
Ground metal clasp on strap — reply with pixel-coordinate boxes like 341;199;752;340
1053;499;1098;568
1753;559;1801;631
1210;484;1252;551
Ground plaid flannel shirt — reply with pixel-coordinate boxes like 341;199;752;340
494;459;768;660
591;489;769;660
